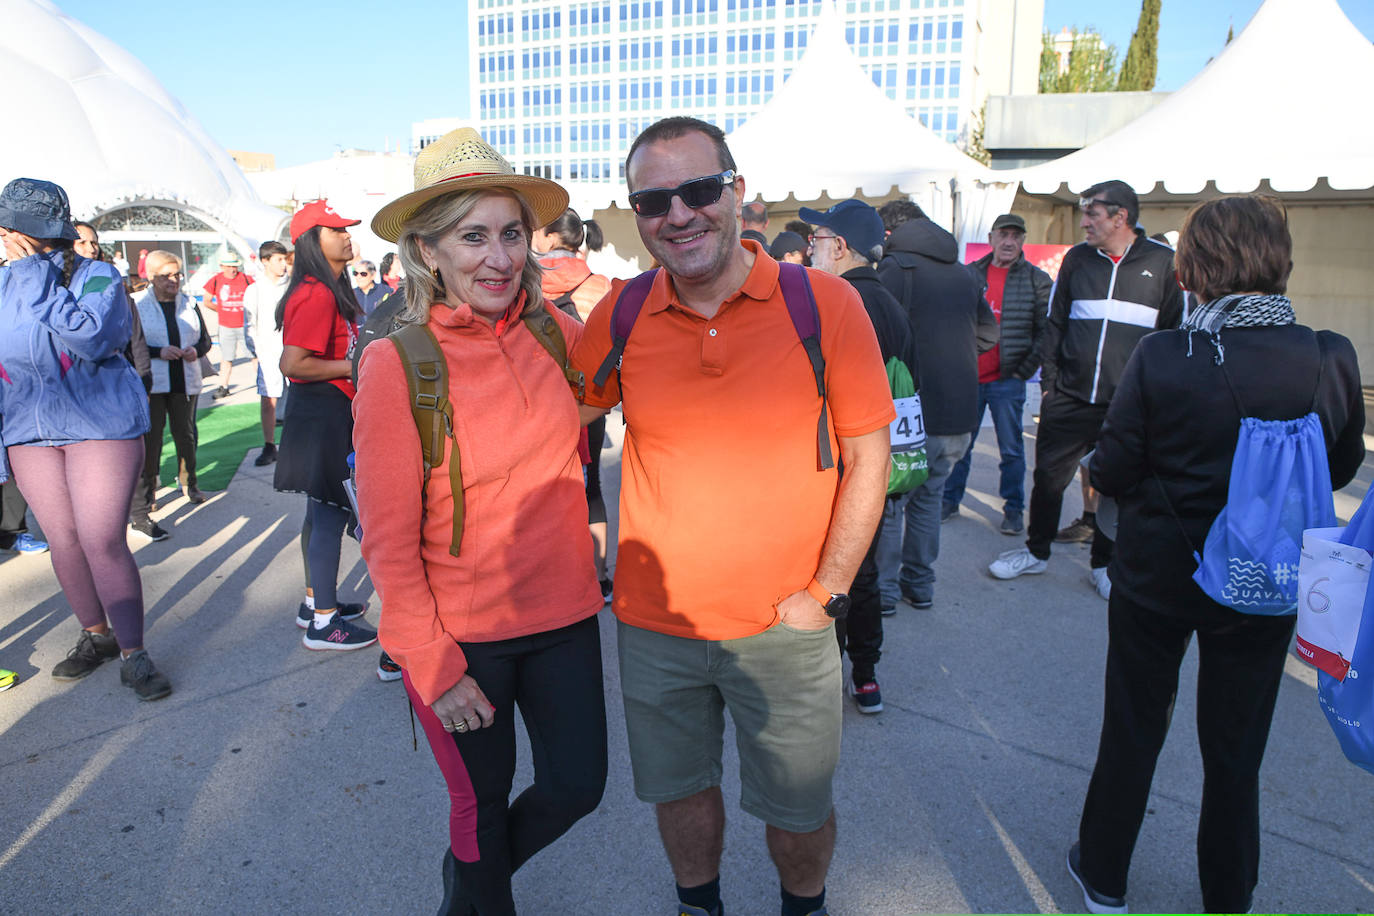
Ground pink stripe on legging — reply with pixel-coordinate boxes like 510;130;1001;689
403;670;481;862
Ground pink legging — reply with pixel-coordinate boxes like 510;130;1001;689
8;438;147;649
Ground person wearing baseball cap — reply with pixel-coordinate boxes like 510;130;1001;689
767;229;809;265
202;248;254;399
0;178;172;700
352;127;606;912
272;199;376;654
944;212;1052;538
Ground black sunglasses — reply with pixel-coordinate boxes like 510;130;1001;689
627;170;738;217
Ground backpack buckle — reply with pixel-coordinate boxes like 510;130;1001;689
414;393;439;410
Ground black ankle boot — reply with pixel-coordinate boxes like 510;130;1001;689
438;849;477;916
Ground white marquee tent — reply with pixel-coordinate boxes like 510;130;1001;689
1013;0;1374;198
1;0;286;256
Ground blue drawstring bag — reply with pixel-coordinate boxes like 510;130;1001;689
1315;488;1374;775
1192;411;1337;614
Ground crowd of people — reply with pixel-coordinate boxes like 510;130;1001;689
0;115;1364;915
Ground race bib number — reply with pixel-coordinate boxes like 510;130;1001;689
890;394;925;452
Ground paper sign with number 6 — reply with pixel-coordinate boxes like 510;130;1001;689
1297;527;1371;681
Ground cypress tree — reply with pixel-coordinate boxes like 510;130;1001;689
1118;0;1161;91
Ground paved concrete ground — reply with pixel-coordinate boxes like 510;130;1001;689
2;383;1373;915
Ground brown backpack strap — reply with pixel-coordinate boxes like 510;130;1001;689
391;323;464;557
524;307;585;401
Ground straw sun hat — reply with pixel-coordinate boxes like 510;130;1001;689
371;128;569;243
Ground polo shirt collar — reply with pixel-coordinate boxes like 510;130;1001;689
648;238;779;315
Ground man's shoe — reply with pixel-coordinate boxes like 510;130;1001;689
377;651;402;682
440;848;478;916
1067;843;1128;914
254;442;278;466
989;547;1048;580
941;503;959;522
1090;567;1111;601
1056;516;1095;543
211;385;230;399
880;604;897;617
184;486;207;504
296;601;366;629
120;649;172;701
130;519;169;542
303;613;378;650
901;590;932;610
51;629;120;681
848;679;883;714
678;905;722;916
0;668;16;691
1001;510;1025;535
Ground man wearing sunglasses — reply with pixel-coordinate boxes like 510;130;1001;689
989;179;1185;597
571;117;894;916
349;259;387;318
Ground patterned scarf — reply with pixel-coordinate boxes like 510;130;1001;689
1181;293;1296;364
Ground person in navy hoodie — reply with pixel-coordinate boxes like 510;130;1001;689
0;178;170;700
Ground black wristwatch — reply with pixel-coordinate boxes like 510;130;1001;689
807;578;850;620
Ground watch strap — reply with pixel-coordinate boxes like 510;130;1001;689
805;577;832;606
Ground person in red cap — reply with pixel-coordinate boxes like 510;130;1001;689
272;200;377;651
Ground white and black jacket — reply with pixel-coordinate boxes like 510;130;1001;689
1041;230;1184;405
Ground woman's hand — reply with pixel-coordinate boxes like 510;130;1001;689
158;346;182;361
431;674;496;734
180;348;197;362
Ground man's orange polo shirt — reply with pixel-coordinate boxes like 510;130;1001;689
570;243;894;640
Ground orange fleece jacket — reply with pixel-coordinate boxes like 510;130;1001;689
538;255;612;322
352;298;602;706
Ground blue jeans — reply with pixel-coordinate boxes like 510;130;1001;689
943;377;1027;516
899;432;972;603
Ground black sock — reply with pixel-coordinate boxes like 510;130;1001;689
677;877;722;915
781;886;825;916
1082;510;1096;524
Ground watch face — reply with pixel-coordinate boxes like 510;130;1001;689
826;594;851;618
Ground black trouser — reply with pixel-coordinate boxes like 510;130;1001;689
585;414;607;525
406;616;608;915
0;479;30;548
1026;391;1112;566
836;527;882;683
131;392;198;522
1077;591;1295;913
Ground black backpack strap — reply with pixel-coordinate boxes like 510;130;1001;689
551;276;589;319
777;262;833;471
591;269;658;390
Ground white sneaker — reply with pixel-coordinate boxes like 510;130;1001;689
1090;567;1111;601
989;547;1048;580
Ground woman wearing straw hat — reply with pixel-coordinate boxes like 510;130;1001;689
353;128;606;914
273;200;378;652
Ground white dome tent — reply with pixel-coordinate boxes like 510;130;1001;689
0;0;286;273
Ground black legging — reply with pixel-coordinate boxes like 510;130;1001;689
404;615;607;915
585;414;607;525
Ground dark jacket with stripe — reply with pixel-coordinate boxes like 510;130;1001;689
968;251;1053;381
1042;230;1184;405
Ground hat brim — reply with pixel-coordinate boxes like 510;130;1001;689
0;209;77;241
371;174;570;243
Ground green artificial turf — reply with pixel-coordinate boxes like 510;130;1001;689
158;402;274;492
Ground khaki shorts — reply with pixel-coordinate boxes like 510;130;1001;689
616;619;842;833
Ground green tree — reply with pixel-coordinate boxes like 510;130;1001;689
965;101;991;165
1118;0;1161;91
1039;28;1120;94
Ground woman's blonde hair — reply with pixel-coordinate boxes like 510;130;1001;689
396;188;544;326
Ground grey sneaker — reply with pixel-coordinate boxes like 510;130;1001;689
51;629;120;681
120;649;172;701
1055;516;1095;543
1067;843;1128;914
1001;510;1025;535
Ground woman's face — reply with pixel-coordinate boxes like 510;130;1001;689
419;193;529;322
318;226;355;269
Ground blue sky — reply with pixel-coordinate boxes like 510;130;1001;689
57;0;1374;167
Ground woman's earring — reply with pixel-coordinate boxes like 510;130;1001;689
431;266;443;290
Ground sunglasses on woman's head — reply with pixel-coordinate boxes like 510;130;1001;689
627;170;738;218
